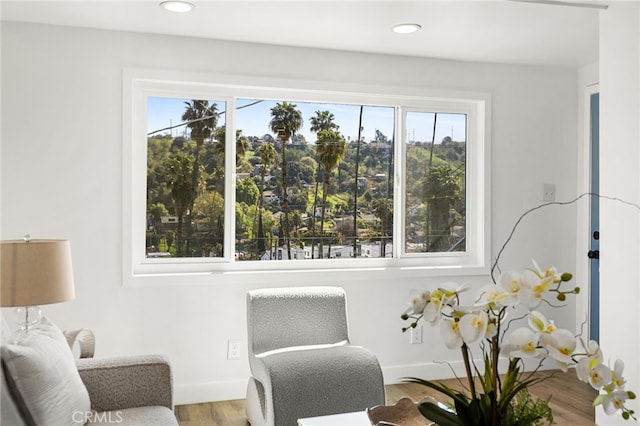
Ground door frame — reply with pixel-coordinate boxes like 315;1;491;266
575;83;599;341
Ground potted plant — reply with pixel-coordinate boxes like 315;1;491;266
401;262;636;425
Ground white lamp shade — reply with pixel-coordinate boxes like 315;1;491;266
0;240;75;307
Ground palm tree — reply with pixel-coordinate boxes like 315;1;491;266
310;110;339;134
269;102;303;260
373;198;393;258
165;153;203;256
182;100;218;252
315;129;347;258
309;110;339;258
353;106;364;257
182;99;218;154
256;142;277;254
213;126;250;167
423;164;460;252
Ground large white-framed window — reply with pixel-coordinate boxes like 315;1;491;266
123;69;490;280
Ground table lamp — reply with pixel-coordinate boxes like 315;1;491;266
0;237;75;332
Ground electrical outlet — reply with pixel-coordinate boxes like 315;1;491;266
410;324;423;344
227;340;241;360
542;183;556;202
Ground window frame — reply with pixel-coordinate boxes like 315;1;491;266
122;68;491;282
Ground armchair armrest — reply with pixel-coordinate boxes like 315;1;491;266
76;354;173;413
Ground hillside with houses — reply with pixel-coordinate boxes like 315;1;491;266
146;100;466;260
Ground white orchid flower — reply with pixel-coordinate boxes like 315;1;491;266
502;327;543;358
586;362;612;390
612;359;626;389
404;289;430;315
602;390;631;415
441;318;463;349
497;271;525;304
476;284;515;309
539;329;576;372
531;259;562;284
518;270;552;309
484;319;498;340
528;310;557;334
576;340;604;384
423;282;463;325
459;310;488;345
601;359;627;395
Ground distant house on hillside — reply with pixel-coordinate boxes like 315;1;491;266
259;242;391;260
260;246;306;260
156;216;179;233
313;205;331;218
262;191;279;205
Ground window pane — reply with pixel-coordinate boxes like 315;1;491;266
146;97;226;258
235;99;395;260
404;112;466;253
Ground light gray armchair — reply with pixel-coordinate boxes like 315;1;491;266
75;355;177;425
1;317;177;426
246;286;385;426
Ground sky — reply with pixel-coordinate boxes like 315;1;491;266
147;97;466;144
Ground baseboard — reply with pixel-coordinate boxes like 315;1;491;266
174;379;248;405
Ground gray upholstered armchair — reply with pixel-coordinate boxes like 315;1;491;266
246;286;385;426
1;317;177;426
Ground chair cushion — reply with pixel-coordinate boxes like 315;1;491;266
253;343;385;425
1;316;91;426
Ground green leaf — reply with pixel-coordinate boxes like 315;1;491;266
593;394;604;406
481;353;493;393
501;366;519;396
498;376;543;413
478;392;495;421
403;377;470;406
453;398;475;425
418;401;465;426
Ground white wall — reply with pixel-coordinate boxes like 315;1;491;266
598;2;640;424
1;22;580;404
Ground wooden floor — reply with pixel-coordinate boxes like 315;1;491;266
175;371;596;425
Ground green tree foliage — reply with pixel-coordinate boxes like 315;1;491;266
165;153;203;256
423;164;461;252
269;102;303;260
310;110;339;133
315;129;347;258
236;177;259;206
182;100;219;248
213;126;251;170
256;142;277;254
148;202;169;223
147;98;467;259
192;190;224;257
373;198;393;257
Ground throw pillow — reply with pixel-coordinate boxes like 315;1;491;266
1;316;91;426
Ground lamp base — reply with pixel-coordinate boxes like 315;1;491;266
15;306;42;333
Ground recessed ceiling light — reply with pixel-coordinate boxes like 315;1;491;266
160;1;194;13
392;23;422;34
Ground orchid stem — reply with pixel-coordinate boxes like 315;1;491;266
461;343;476;399
491;334;500;426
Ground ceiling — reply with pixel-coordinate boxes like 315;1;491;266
1;0;604;68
